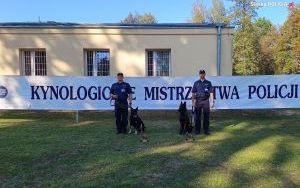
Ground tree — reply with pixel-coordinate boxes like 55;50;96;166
231;0;260;75
139;13;157;24
190;0;208;23
208;0;230;24
121;13;139;24
233;17;260;75
229;0;257;26
257;27;278;74
121;12;157;24
255;17;273;36
253;18;276;74
274;5;300;74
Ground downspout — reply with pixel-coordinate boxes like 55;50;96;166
216;23;223;76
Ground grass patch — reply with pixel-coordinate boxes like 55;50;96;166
0;109;299;188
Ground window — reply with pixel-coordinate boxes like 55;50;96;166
147;50;170;76
21;49;47;76
85;50;110;76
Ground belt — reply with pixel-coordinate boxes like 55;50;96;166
196;97;209;101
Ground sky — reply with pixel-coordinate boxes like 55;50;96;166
0;0;297;26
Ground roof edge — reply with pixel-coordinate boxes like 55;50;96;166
0;22;235;29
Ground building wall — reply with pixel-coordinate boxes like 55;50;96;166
0;27;233;76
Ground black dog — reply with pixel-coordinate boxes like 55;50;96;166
178;101;193;140
129;107;148;142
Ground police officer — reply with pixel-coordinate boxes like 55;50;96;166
110;73;133;134
192;69;215;135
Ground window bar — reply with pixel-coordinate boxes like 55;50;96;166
154;51;157;77
31;51;35;76
24;51;32;76
93;51;97;76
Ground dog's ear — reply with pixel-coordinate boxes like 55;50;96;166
184;101;186;105
180;101;183;105
136;107;138;110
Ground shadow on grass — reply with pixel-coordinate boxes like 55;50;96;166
0;110;299;187
88;119;299;188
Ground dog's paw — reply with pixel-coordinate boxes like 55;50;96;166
140;138;148;143
185;137;194;142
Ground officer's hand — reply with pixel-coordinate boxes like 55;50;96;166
112;94;118;99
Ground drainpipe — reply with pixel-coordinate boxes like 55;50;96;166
216;23;223;76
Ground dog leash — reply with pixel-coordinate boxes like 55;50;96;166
110;98;115;106
191;106;195;126
110;97;133;109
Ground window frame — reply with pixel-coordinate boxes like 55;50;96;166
20;49;47;76
146;49;171;77
84;49;110;76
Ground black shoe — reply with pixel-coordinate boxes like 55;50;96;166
204;132;210;135
195;132;201;135
116;131;121;135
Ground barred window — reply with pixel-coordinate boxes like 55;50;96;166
21;50;47;76
147;50;170;76
85;50;110;76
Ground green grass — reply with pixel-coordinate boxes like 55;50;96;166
0;109;299;188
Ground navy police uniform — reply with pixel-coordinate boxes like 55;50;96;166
110;82;132;133
192;79;213;134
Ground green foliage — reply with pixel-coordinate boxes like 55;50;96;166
257;26;277;74
255;17;273;36
231;1;299;75
233;17;260;75
139;13;157;24
230;0;261;75
254;18;276;74
274;5;300;74
121;12;157;24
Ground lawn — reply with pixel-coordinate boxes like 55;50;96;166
0;109;299;188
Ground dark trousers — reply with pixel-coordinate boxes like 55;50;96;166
115;104;128;133
194;100;210;134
